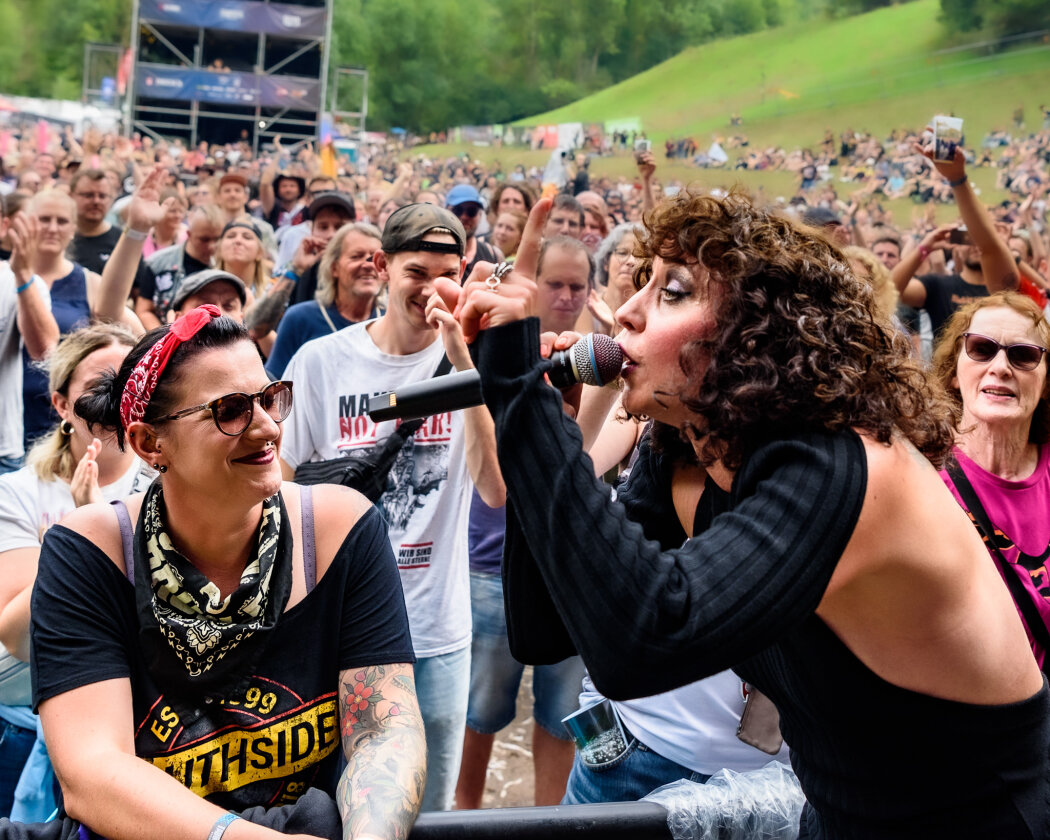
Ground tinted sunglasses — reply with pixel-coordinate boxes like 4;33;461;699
962;333;1047;372
153;381;293;436
452;203;482;218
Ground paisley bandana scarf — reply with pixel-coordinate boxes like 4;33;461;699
134;481;292;688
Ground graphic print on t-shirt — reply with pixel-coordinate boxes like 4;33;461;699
337;390;452;570
987;523;1050;601
138;675;339;806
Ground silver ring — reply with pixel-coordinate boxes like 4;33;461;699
486;261;513;292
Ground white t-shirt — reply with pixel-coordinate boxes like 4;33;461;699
282;321;472;658
0;458;155;553
0;265;49;461
579;670;791;776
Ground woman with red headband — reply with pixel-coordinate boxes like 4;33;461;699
28;306;425;840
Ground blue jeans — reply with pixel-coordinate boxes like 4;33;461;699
0;718;35;818
0;455;24;477
414;646;470;812
466;571;584;737
562;733;710;804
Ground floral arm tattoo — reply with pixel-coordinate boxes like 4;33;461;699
337;663;426;840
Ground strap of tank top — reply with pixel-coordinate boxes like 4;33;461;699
110;499;135;585
300;485;316;594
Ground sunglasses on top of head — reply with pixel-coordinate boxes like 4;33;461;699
153;381;293;436
962;333;1047;372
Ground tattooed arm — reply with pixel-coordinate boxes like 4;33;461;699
337;663;426;840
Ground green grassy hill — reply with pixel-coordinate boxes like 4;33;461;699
518;0;1050;150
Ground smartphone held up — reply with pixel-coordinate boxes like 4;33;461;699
931;115;963;163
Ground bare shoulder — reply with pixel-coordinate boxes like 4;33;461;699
55;494;146;573
855;432;943;501
286;482;374;570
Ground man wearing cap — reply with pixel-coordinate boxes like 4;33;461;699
280;203;504;813
243;191;357;344
135;204;225;329
446;184;501;281
801;205;851;248
170;268;247;322
274;175;339;270
216;171;278;258
260;164;307;232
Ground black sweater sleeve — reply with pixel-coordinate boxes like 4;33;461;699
475;319;867;701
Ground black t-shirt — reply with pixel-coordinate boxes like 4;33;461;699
465;239;501;283
69;227;151;294
31;505;414;809
917;272;988;338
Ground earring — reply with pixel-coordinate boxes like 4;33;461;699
153;464;168;474
60;420;74;436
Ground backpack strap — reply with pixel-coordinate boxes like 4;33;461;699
300;484;316;594
110;500;135;586
945;455;1050;667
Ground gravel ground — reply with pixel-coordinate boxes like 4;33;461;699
479;666;541;809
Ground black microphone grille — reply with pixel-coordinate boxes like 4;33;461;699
571;333;624;387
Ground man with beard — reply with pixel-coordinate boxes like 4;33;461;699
891;147;1018;339
264;221;383;378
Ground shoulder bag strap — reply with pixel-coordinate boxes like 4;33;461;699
110;499;135;585
946;455;1050;661
318;301;339;334
300;484;317;594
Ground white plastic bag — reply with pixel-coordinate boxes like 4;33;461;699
643;760;805;840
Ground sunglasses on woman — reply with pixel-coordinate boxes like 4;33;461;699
962;333;1047;372
153;381;293;436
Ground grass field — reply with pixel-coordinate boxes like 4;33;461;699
409;0;1049;222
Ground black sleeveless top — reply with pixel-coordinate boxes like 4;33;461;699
475;318;1050;839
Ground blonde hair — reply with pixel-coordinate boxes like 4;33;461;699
844;246;898;322
27;323;136;481
215;215;269;298
28;189;76;223
316;222;382;308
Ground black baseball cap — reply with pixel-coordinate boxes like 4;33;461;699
381;203;466;256
307;191;356;221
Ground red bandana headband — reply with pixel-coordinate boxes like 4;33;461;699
120;304;221;431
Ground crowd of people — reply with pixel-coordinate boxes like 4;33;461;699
0;107;1047;840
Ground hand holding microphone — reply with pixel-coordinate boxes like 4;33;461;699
367;333;622;422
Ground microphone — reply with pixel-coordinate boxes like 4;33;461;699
367;333;624;422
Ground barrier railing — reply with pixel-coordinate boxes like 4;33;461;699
408;801;672;840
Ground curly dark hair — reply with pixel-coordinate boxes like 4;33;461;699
641;188;956;470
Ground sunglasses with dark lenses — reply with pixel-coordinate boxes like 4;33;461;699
962;333;1047;372
453;204;482;218
153;381;293;436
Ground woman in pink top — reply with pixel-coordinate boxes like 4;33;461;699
932;291;1050;665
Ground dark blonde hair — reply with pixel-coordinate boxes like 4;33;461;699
28;324;136;481
641;188;955;469
930;291;1050;444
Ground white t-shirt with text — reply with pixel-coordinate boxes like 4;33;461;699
281;321;472;658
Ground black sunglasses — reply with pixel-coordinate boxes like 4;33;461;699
153;381;293;436
453;204;482;218
962;333;1047;372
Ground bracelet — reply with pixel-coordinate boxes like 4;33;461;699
947;175;968;188
918;245;931;263
124;227;149;241
15;276;36;294
281;268;301;283
207;813;241;840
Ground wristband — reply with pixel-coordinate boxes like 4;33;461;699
207;813;241;840
947;175;968;188
124;227;149;241
15;276;36;294
918;245;931;263
281;268;301;283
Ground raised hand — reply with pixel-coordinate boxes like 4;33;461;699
126;164;170;234
9;213;40;283
70;438;104;508
447;198;551;343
